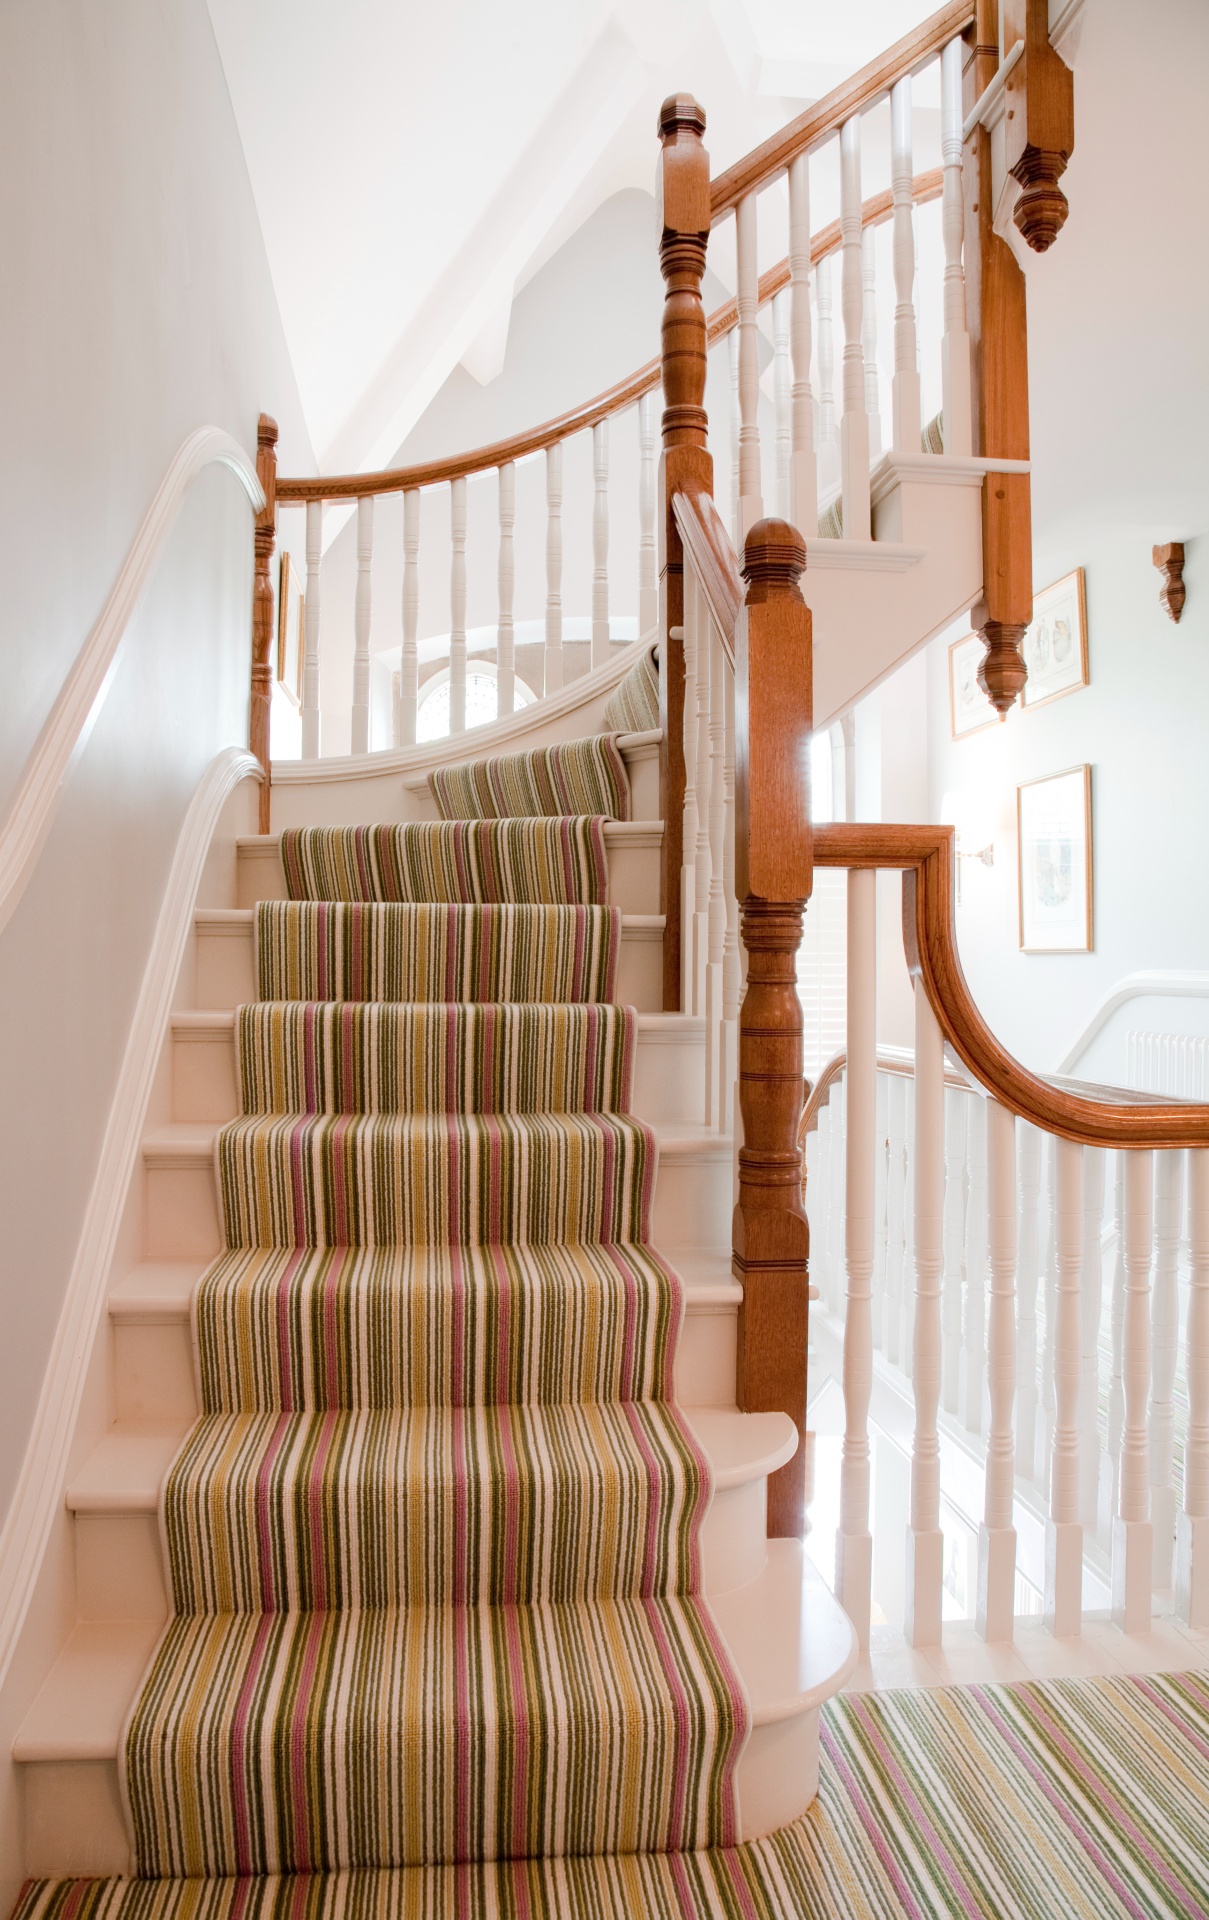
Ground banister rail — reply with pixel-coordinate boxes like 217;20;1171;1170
671;490;741;665
709;0;975;218
815;823;1209;1150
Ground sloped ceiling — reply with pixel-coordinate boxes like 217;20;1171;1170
206;0;935;475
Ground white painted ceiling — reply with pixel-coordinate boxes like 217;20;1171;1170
206;0;935;475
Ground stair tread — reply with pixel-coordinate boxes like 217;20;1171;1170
67;1429;185;1511
237;821;664;852
711;1540;858;1725
684;1408;797;1487
16;1541;842;1762
195;907;664;930
177;1008;698;1038
144;1116;727;1160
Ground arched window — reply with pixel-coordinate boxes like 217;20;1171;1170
416;663;537;744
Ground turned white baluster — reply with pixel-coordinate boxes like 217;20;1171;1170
678;609;698;1014
977;1098;1017;1641
787;153;818;536
816;252;837;452
890;75;922;455
884;1072;908;1367
839;116;871;541
1113;1151;1154;1632
704;609;726;1127
942;1087;967;1416
1046;1137;1084;1637
1016;1121;1042;1484
592;418;610;669
773;288;792;521
638;392;658;637
691;580;712;1016
545;442;563;695
872;1073;889;1352
940;37;973;456
390;670;401;749
1079;1150;1106;1537
838;869;876;1650
1104;1153;1128;1536
735;192;764;537
399;489;420;747
902;1076;917;1367
861;226;882;462
720;651;739;1136
302;499;323;759
497;462;516;721
907;981;945;1648
351;495;374;754
961;1092;988;1435
1151;1151;1183;1586
828;1081;847;1318
1176;1149;1209;1626
728;328;741;547
1040;1141;1059;1477
449;477;467;734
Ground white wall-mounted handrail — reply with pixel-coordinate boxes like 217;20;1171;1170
0;428;263;940
1057;971;1209;1076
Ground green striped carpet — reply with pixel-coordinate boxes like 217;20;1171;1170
19;1667;1209;1916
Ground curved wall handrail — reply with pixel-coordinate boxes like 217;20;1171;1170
1056;971;1209;1077
710;0;973;219
0;428;264;941
672;490;742;662
815;823;1209;1149
274;171;943;508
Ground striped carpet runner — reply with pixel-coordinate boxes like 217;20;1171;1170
114;806;748;1876
22;1668;1209;1915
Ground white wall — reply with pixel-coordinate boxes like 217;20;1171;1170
0;7;313;1883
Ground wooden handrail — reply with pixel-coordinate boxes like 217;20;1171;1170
275;171;942;508
672;489;741;664
801;1044;968;1135
815;823;1209;1149
710;0;973;219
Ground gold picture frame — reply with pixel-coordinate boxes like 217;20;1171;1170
1022;568;1089;709
1017;764;1093;953
277;551;304;706
948;632;1001;739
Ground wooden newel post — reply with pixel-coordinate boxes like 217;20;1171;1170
250;411;278;834
733;518;813;1538
1002;0;1075;254
657;94;713;1011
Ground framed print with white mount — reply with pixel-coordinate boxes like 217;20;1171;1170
1022;569;1088;709
1017;764;1093;953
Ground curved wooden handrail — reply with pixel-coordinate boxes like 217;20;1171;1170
276;171;942;507
800;1043;968;1137
815;823;1209;1149
710;0;973;219
672;488;742;662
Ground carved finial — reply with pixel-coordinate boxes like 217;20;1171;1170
1011;149;1070;252
741;517;807;601
977;620;1028;714
658;94;706;141
257;411;279;451
1153;542;1186;624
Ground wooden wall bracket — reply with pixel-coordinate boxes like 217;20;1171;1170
1153;542;1186;624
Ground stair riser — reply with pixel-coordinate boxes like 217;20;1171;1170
172;1023;706;1128
236;836;662;918
196;921;665;1015
736;1706;820;1839
650;1149;731;1249
114;1320;197;1427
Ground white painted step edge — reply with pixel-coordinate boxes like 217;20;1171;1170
195;908;667;933
235;822;664;853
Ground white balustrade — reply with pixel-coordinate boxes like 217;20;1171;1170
728;329;741;547
890;74;922;455
351;496;374;754
977;1098;1017;1640
1151;1150;1183;1585
1176;1150;1209;1625
735;192;763;538
399;489;419;747
940;36;973;456
838;115;871;540
592;417;610;669
1114;1151;1154;1631
1105;1154;1128;1535
837;870;876;1648
1079;1150;1106;1537
691;578;711;1015
638;391;657;637
907;982;945;1647
720;649;739;1136
678;609;698;1015
449;476;468;734
773;287;792;521
1046;1137;1084;1637
302;498;322;759
787;153;818;537
884;1073;908;1367
496;462;516;721
961;1092;988;1434
704;607;726;1127
942;1086;966;1415
816;252;836;455
861;226;882;462
1016;1121;1042;1485
545;442;563;695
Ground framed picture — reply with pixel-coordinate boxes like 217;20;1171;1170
1022;568;1088;708
277;552;304;705
948;632;1001;738
1017;765;1093;952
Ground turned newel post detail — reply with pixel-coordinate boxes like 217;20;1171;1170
250;412;278;834
1002;0;1075;254
657;94;713;1010
733;519;813;1538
